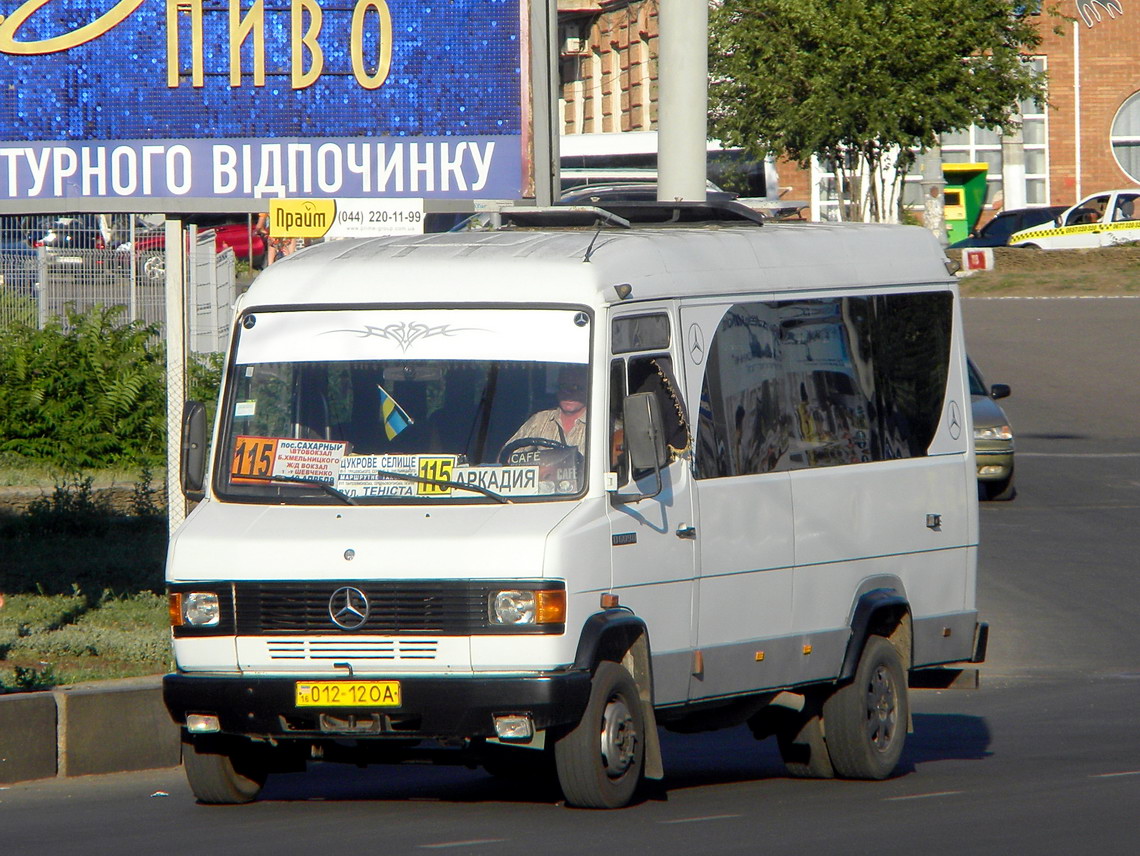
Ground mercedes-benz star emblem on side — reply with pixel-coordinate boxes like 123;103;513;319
329;586;370;630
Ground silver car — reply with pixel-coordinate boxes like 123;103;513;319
969;358;1015;500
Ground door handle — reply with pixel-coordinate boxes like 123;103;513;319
676;525;696;540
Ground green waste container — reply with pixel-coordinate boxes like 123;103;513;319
942;163;989;245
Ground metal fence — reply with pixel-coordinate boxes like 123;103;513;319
0;214;237;353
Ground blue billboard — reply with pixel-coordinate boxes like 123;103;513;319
0;0;529;206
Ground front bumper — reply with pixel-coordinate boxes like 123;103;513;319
975;447;1013;481
163;670;592;740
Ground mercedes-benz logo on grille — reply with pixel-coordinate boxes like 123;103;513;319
329;586;370;630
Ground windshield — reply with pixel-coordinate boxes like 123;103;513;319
216;307;593;504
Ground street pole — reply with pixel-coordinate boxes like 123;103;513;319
164;219;186;534
657;0;708;202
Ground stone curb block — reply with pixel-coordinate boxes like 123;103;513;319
0;676;180;785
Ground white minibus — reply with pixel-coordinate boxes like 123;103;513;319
166;204;987;808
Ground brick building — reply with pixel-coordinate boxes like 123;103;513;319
556;1;1139;221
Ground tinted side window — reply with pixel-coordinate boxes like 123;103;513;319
695;303;789;478
784;298;871;468
982;214;1016;242
864;292;953;459
694;292;953;479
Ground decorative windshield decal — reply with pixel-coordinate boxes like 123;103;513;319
324;322;488;353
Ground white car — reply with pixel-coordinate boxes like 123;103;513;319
1009;188;1140;249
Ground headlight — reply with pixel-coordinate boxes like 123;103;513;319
974;424;1013;441
489;589;566;626
169;592;221;628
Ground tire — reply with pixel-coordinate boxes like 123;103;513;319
554;661;646;808
822;636;908;780
182;732;268;804
776;691;835;779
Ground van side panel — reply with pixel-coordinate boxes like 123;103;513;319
677;284;973;701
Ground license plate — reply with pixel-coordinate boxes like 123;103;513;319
295;680;401;707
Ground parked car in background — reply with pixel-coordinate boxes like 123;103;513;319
27;214;127;286
949;205;1067;249
129;214;266;282
969;357;1015;501
1009;189;1140;249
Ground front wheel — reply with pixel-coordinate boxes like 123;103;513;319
822;635;908;779
182;732;268;804
554;661;645;808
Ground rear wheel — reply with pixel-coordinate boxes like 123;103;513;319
554;661;645;808
182;732;268;804
822;636;908;779
776;691;835;779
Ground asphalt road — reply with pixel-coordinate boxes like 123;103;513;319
2;296;1137;855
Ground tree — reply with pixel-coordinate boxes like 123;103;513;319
708;0;1053;222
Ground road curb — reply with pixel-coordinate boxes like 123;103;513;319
0;676;180;785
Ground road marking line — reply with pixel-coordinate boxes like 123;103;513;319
884;790;963;801
661;814;742;824
1090;770;1140;779
419;840;507;850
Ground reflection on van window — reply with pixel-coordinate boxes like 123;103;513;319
695;294;953;478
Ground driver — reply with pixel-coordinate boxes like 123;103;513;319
505;365;588;456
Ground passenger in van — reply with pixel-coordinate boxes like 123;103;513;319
505;365;588;455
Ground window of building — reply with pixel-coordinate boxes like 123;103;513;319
1111;92;1140;183
901;56;1049;211
1020;57;1049;205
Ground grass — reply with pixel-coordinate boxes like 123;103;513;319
0;452;165;491
0;592;171;690
0;470;170;693
957;245;1140;297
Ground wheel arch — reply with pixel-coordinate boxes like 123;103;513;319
571;609;663;779
840;583;913;682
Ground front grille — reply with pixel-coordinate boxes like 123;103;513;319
230;580;560;636
266;639;439;660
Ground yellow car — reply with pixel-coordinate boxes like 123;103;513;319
1010;189;1140;249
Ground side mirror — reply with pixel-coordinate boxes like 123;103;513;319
612;392;667;504
990;383;1011;401
181;400;208;501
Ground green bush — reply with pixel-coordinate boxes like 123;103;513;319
0;305;166;470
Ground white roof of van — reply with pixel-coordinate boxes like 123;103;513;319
242;222;952;311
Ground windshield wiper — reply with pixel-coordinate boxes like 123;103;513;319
235;473;357;505
374;469;509;503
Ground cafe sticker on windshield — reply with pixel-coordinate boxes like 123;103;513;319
231;436;346;484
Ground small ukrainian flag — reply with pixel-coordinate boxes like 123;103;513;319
378;384;413;440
